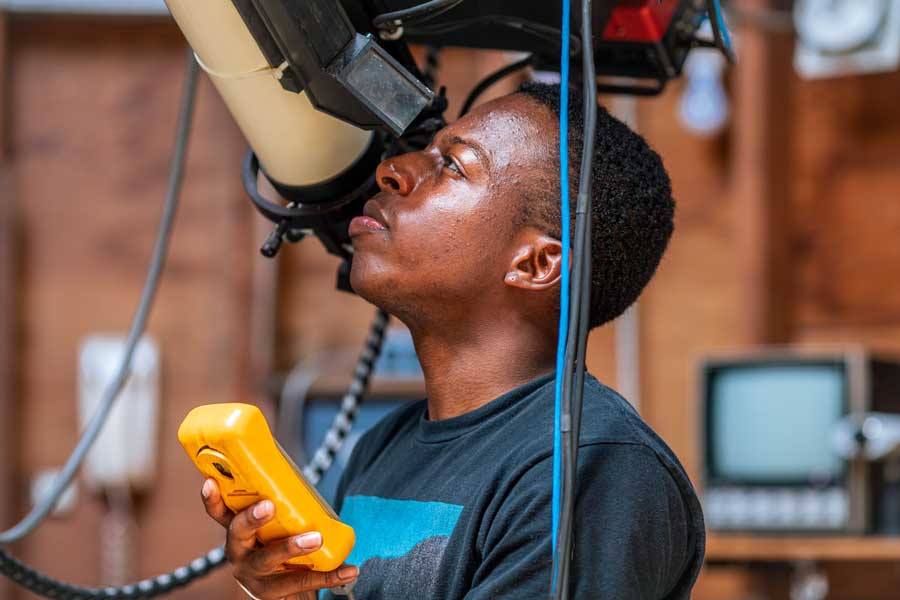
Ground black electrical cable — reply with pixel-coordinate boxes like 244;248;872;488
0;307;390;599
706;0;737;64
373;0;465;31
552;0;598;597
0;546;227;600
569;0;600;526
458;55;533;118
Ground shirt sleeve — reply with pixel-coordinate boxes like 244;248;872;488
465;443;693;600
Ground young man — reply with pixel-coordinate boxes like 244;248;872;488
201;83;705;599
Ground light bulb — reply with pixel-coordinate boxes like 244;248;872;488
678;49;729;136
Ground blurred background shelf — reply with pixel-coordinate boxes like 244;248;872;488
707;534;900;563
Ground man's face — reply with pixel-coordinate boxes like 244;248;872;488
348;94;556;324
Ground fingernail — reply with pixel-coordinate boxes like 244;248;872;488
201;479;213;499
338;565;359;580
252;500;273;520
294;532;322;550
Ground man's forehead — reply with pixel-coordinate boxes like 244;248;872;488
439;94;556;165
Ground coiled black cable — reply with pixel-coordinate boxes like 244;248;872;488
0;546;227;600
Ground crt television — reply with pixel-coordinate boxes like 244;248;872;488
701;347;900;534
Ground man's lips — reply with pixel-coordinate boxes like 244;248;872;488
363;199;389;226
349;215;387;237
349;199;390;238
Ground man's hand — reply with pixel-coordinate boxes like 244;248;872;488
201;478;359;599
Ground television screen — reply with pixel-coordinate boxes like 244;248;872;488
707;363;847;484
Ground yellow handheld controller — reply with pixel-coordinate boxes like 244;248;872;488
178;403;355;572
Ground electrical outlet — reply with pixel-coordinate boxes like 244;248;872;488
78;335;160;493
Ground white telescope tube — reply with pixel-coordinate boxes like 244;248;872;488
164;0;373;188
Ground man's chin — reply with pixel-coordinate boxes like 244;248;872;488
349;259;387;304
350;260;421;324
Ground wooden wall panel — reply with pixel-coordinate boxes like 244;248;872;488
1;12;18;599
729;6;796;345
790;71;900;330
0;166;17;600
8;17;253;599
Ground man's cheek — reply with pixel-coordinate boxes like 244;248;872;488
391;217;448;260
409;231;462;270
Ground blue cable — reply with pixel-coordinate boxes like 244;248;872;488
713;0;733;50
551;0;571;578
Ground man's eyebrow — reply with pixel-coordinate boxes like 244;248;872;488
444;135;489;168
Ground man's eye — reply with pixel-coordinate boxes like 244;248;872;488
442;154;462;176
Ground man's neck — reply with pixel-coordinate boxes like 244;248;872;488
408;317;556;421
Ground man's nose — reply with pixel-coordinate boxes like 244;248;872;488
375;154;421;196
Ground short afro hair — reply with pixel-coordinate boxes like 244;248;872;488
515;82;675;328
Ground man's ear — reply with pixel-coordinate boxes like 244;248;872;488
504;234;563;291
